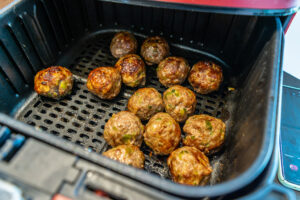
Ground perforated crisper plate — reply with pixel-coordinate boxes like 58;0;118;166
16;31;230;180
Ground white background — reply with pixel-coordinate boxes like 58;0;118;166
284;14;300;79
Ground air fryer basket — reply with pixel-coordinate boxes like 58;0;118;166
0;0;283;198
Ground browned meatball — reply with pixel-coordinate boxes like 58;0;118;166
144;113;181;155
157;57;190;87
103;145;145;169
110;31;138;58
188;61;223;94
167;146;212;185
115;54;146;87
104;111;144;147
86;67;121;99
127;88;164;121
183;114;226;154
34;66;73;99
163;85;196;123
140;36;169;65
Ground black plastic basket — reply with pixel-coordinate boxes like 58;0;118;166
0;0;296;199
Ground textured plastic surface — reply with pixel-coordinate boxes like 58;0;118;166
0;0;283;198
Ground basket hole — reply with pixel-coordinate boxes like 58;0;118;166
101;125;104;129
39;126;48;131
74;100;83;105
81;110;90;115
49;113;57;118
96;132;102;137
75;140;84;146
205;105;214;110
207;100;216;104
72;122;81;128
83;90;89;94
56;124;65;129
59;102;67;106
77;115;85;121
89;120;97;126
24;110;32;118
92;139;102;145
39;109;47;114
63;135;71;141
84;127;93;132
79;95;87;99
104;119;108;122
70;105;78;110
66;111;74;117
44;119;53;124
219;102;224;107
203;111;211;115
112;107;121;112
54;107;62;112
67;129;77;134
86;104;94;109
109;113;113;117
43;103;52;108
116;102;124;106
90;98;98;103
154;163;163;168
93;114;101;119
80;134;89;139
61;117;69;123
27;121;35;126
97;109;105;113
33;101;41;107
101;103;109;108
33;115;41;120
50;130;59;135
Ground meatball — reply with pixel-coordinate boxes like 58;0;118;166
110;31;138;58
157;57;190;87
140;36;169;65
188;61;223;94
163;85;196;123
115;54;146;87
144;113;181;155
183;114;226;154
127;88;164;121
86;67;121;99
34;66;73;99
167;146;212;185
103;145;145;169
104;111;144;147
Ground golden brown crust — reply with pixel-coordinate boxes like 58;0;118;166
183;114;226;154
163;85;196;123
110;31;138;58
104;111;144;147
157;57;190;87
86;67;121;99
34;66;73;99
167;146;212;185
115;54;146;87
103;145;145;169
144;112;181;155
188;61;223;94
140;36;169;65
127;88;164;121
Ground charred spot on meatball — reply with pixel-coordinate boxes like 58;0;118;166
140;36;169;65
183;114;226;154
86;67;121;99
127;88;164;121
34;66;73;99
103;145;145;169
115;54;146;87
144;112;181;155
167;146;212;185
163;85;196;123
157;57;190;87
110;31;138;58
104;111;144;147
188;61;223;94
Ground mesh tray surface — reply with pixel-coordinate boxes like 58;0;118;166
16;31;230;180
